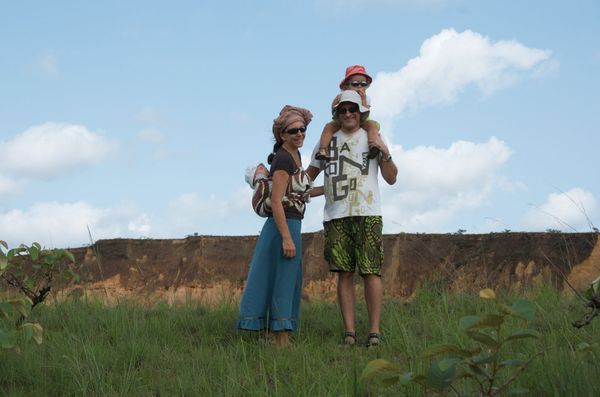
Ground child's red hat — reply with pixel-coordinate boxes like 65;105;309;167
339;65;373;89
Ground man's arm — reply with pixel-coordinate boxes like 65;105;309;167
309;186;324;197
306;165;322;181
379;156;397;185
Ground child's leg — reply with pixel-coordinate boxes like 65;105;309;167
364;120;380;143
362;119;381;159
315;122;339;160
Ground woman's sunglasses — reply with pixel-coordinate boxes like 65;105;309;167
349;81;369;87
285;126;307;135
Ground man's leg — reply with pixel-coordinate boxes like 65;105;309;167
337;272;356;341
364;274;383;338
357;216;384;346
324;218;357;343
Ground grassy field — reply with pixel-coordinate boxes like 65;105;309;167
1;286;599;396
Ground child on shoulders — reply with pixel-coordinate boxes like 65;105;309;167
315;65;381;161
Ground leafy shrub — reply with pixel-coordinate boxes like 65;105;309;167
1;241;77;312
572;275;600;328
1;240;76;352
362;289;543;396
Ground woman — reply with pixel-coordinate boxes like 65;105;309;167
237;105;322;347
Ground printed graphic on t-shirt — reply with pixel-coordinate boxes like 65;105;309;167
322;132;380;220
309;128;382;222
326;136;370;202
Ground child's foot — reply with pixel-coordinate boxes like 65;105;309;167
367;144;380;159
315;147;330;161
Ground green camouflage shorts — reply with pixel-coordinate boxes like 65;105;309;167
323;216;383;276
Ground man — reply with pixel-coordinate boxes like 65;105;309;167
307;90;397;348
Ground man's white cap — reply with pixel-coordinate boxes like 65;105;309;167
333;90;370;114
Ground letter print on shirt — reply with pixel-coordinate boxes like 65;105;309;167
325;136;375;215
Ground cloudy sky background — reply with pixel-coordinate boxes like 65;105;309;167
1;0;599;247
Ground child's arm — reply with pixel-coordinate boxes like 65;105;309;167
319;122;339;149
356;89;370;109
315;121;341;160
361;119;380;143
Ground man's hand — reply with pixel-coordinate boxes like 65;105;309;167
370;134;390;157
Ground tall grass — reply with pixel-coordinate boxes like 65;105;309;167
1;286;598;396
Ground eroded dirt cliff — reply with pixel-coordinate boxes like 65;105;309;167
63;232;600;304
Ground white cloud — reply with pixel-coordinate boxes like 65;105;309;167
165;186;253;234
0;187;258;247
0;201;152;248
38;50;59;78
1;122;116;179
0;135;517;247
137;128;165;144
369;29;552;131
522;188;598;231
0;174;20;198
380;137;512;232
127;213;152;235
233;138;514;235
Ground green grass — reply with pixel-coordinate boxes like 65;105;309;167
1;286;599;396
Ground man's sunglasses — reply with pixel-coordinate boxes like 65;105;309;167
285;126;307;135
336;106;359;115
349;81;369;88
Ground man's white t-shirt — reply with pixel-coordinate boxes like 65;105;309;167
310;128;382;222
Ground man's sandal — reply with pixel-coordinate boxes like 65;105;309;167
315;147;330;161
367;145;380;159
366;332;383;349
343;331;357;346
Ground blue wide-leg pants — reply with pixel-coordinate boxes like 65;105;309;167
237;217;302;332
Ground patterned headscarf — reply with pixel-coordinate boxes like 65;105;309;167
272;105;313;144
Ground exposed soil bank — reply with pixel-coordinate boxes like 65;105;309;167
62;232;600;304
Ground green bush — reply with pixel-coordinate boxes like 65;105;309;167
362;289;543;396
573;275;600;328
1;240;76;353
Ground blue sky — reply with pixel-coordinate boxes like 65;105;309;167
1;0;599;247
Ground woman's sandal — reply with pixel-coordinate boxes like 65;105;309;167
366;332;383;349
343;331;357;346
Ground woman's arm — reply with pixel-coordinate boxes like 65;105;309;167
306;165;321;181
271;169;296;258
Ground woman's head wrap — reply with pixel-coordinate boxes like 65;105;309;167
272;105;313;144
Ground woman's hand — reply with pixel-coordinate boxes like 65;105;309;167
282;236;296;258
